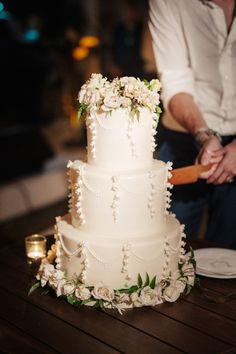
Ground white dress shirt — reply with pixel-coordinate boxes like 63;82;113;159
149;0;236;135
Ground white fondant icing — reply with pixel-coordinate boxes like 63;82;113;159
87;108;156;170
69;160;168;237
56;214;182;289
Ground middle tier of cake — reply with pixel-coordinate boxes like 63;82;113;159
67;159;173;238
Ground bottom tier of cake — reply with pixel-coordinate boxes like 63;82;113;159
54;214;186;288
35;214;195;310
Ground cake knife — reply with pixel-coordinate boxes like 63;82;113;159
169;164;211;185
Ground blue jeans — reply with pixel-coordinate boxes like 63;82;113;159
155;124;236;249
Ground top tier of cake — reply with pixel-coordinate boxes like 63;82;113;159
86;107;157;170
78;74;161;171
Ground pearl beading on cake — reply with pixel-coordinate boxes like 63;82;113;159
148;171;157;218
179;224;187;262
151;114;158;152
162;241;170;277
87;110;97;159
75;165;85;225
67;161;73;214
55;236;63;270
127;116;137;158
77;241;89;283
111;176;120;223
165;162;173;215
54;218;63;270
122;243;132;287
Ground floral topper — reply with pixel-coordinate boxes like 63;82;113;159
77;74;162;120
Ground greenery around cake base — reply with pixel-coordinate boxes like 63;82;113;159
29;248;198;313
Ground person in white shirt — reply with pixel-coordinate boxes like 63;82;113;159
149;0;236;248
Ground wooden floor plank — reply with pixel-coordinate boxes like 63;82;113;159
0;289;120;354
183;288;236;321
0;269;183;354
199;276;236;296
152;298;236;346
106;306;234;354
0;318;58;354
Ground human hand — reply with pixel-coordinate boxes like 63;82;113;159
196;136;223;179
206;140;236;184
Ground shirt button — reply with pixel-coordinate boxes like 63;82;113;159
224;75;229;80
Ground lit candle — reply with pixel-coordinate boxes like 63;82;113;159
25;234;46;264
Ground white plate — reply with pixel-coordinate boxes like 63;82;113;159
187;248;236;279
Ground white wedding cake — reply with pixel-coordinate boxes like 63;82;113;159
36;75;195;311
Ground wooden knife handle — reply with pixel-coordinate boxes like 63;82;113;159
168;164;211;185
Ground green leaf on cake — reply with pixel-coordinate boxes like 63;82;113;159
144;273;150;287
189;246;197;270
67;294;76;305
137;273;143;288
185;284;192;295
28;281;41;296
118;285;139;294
78;103;88;120
143;79;149;88
155;106;162;119
150;276;157;289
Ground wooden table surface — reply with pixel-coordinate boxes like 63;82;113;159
0;238;236;354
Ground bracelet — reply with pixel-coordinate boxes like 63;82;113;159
195;128;222;145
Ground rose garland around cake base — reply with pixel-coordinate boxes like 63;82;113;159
29;247;198;314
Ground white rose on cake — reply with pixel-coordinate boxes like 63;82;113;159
163;279;186;302
92;283;114;302
101;92;122;111
130;292;143;307
139;286;160;306
62;281;76;296
79;89;101;106
182;262;195;287
75;285;91;301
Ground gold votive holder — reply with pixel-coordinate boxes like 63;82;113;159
25;234;46;264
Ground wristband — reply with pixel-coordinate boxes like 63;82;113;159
195;128;222;145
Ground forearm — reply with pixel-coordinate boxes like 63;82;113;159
168;93;207;135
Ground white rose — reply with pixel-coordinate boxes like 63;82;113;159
139;286;160;306
54;269;65;281
130;292;143;307
163;279;185;302
37;262;55;287
75;285;91;301
78;87;87;103
56;279;66;297
63;281;76;296
48;277;58;290
149;79;162;92
101;93;121;111
91;283;114;302
39;276;48;287
83;90;100;106
182;262;195;286
120;97;132;108
117;293;131;305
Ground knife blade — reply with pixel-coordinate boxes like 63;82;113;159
168;164;211;185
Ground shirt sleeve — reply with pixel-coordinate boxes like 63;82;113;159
149;0;195;108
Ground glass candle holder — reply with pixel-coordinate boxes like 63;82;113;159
25;234;46;264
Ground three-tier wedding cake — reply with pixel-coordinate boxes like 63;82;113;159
36;74;195;311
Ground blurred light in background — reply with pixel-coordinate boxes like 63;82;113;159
79;35;100;48
0;2;10;20
72;46;89;61
23;29;40;42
